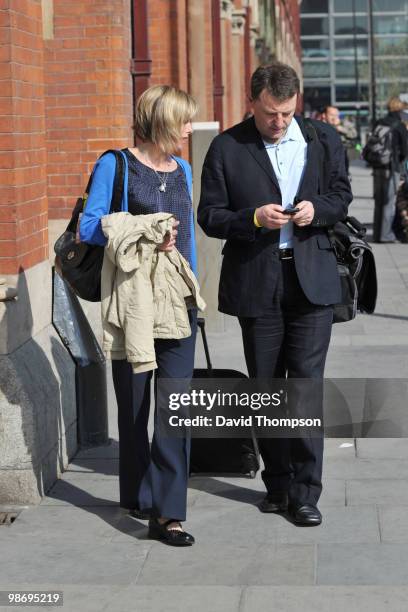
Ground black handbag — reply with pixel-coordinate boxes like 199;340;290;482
54;149;125;302
328;216;377;323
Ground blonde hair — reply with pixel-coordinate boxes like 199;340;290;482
135;85;198;155
387;96;405;113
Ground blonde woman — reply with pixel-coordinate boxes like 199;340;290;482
80;86;198;546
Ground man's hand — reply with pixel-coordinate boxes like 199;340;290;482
255;204;290;229
158;220;179;251
292;201;315;227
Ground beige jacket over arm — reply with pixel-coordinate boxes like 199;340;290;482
100;212;205;374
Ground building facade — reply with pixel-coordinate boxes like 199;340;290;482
301;0;408;128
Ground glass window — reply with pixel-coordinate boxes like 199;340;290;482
333;0;367;11
335;59;369;79
301;0;328;13
373;16;408;34
302;39;330;58
373;0;408;10
374;36;408;55
303;61;331;78
335;38;368;57
301;17;329;36
334;16;368;35
304;86;331;112
335;84;369;102
375;59;408;79
376;81;408;104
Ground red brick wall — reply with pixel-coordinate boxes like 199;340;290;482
148;0;188;89
44;0;133;220
0;0;48;275
148;0;191;157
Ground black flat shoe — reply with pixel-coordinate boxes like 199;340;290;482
288;504;322;526
259;491;288;513
128;508;152;520
148;518;195;546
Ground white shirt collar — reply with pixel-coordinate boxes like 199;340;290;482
263;117;304;147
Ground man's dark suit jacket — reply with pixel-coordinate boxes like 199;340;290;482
197;115;353;317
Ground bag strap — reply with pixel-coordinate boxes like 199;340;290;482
304;118;327;194
85;149;125;213
108;150;125;213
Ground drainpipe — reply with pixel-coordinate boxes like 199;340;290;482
130;0;152;144
244;5;252;113
212;0;224;131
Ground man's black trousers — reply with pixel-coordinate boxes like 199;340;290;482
239;258;333;507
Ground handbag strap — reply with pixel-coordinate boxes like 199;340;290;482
304;118;327;193
85;149;125;213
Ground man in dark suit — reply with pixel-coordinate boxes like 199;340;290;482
197;62;352;526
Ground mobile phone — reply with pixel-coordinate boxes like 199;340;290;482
283;206;300;215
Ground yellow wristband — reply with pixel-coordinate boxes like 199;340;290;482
254;209;262;228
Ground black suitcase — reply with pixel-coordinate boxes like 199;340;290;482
189;318;260;478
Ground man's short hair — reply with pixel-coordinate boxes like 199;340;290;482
250;62;300;101
321;105;338;115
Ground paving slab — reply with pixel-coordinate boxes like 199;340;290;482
378;506;408;543
63;458;119;477
0;529;149;586
346;479;408;506
74;441;119;460
356;438;408;459
317;544;408;585
136;541;315;586
323;438;356;458
42;478;119;507
0;585;243;612
324;457;408;480
242;586;408;612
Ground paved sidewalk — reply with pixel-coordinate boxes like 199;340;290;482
1;162;408;612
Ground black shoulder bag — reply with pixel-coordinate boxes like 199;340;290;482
54;149;125;302
304;120;377;323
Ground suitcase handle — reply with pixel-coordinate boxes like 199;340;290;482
197;317;213;374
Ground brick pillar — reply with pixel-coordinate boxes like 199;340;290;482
231;9;246;125
187;0;214;122
0;1;48;276
149;0;188;89
0;1;76;505
44;0;133;221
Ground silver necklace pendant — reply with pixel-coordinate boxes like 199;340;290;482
159;183;166;193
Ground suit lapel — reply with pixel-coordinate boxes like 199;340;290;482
243;120;281;193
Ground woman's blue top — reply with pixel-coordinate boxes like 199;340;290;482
79;149;197;274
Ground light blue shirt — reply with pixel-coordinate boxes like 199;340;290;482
263;118;307;249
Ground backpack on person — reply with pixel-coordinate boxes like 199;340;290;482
361;122;395;169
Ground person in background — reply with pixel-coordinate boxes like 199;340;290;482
80;85;199;546
372;97;408;243
320;105;357;175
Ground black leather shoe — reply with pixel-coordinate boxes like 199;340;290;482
259;491;288;513
288;504;322;526
128;508;152;520
148;518;195;546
